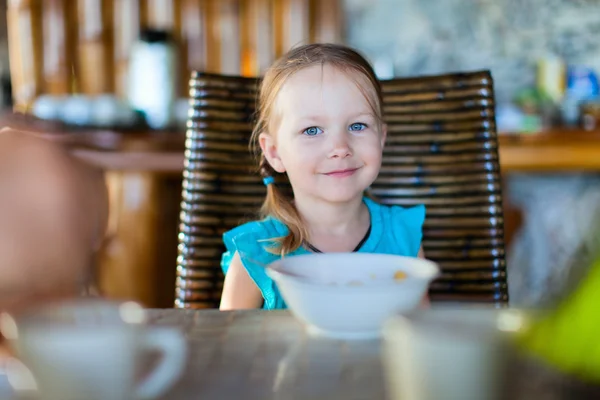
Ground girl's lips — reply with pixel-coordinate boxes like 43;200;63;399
324;167;360;178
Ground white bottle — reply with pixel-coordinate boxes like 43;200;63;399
127;30;178;130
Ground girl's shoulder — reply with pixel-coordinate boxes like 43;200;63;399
364;197;426;257
365;197;426;225
223;217;288;246
221;217;289;309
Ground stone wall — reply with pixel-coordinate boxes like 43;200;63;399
344;0;600;103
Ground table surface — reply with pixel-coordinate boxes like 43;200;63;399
148;309;600;400
152;309;385;400
1;308;599;399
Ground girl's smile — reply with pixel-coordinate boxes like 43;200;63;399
322;167;362;178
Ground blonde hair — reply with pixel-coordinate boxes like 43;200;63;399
251;43;384;255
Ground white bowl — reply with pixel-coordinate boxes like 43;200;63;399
266;253;440;340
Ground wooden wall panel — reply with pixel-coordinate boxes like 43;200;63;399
77;0;114;94
218;0;241;75
7;0;43;111
310;0;343;43
8;0;342;109
245;0;273;75
282;0;310;50
114;0;142;97
42;0;71;94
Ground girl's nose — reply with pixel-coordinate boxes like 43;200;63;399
327;130;352;159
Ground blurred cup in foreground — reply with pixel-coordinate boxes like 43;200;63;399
382;307;524;400
0;299;187;400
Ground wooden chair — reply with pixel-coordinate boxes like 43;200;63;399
175;70;507;308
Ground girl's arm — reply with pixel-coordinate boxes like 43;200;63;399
418;245;425;259
219;252;263;310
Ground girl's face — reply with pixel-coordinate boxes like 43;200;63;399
260;64;386;204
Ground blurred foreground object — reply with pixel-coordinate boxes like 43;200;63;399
0;129;108;312
0;299;187;400
383;308;520;400
517;258;600;383
517;211;600;383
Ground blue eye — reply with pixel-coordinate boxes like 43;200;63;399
303;126;323;136
349;123;367;131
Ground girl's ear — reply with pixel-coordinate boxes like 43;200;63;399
259;132;286;173
380;123;388;148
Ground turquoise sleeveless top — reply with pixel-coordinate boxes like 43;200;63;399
220;197;425;310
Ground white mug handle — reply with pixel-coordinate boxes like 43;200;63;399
136;328;187;399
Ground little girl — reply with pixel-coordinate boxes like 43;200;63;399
220;43;425;310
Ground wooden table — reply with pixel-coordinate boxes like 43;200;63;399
152;309;385;400
1;308;599;399
147;309;599;400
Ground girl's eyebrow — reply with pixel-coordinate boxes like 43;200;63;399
297;111;374;121
295;115;326;124
350;112;376;119
351;112;376;119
